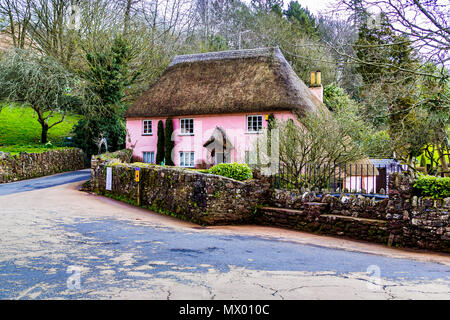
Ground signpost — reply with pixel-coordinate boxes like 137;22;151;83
135;168;140;182
106;167;112;191
135;168;141;206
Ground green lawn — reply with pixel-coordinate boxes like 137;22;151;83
0;104;82;154
0;145;74;156
0;104;82;145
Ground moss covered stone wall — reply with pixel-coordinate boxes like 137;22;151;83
91;160;272;225
0;148;86;183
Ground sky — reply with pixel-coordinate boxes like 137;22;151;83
292;0;337;15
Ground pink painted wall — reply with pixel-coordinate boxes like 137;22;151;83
126;111;296;167
344;176;377;193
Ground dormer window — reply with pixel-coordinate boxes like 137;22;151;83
180;118;194;135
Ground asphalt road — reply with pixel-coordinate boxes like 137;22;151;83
0;173;449;299
0;169;91;196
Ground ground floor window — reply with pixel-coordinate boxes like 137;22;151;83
180;152;195;168
143;151;155;164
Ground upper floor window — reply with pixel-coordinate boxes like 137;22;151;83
247;115;263;133
180;118;194;135
143;120;152;135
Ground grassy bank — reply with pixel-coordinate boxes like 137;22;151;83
0;104;82;146
0;145;74;156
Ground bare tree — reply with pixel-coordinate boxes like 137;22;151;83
253;111;365;190
333;0;450;80
0;0;32;49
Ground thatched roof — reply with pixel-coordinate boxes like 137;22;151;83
126;47;326;118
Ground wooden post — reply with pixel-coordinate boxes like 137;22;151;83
137;182;141;206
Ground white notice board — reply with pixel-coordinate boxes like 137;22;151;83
106;167;112;191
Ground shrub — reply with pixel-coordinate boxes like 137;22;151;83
164;118;174;165
413;175;450;199
208;163;253;181
156;120;165;164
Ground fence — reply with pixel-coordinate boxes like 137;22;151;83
272;162;407;195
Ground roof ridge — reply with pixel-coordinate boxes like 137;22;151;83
169;47;282;67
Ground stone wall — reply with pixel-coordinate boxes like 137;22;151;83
0;148;86;183
91;159;272;225
89;155;449;253
258;173;449;253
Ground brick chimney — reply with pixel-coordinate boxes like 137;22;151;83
309;70;323;103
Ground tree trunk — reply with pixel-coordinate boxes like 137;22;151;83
41;123;49;144
437;146;450;177
124;0;132;35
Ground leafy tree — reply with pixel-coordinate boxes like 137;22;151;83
338;0;449;81
83;36;136;106
73;35;136;157
251;0;284;13
415;64;450;176
156;120;165;164
284;1;317;37
354;13;427;166
72;116;126;157
354;13;405;84
0;49;82;144
207;34;228;52
164;117;174;166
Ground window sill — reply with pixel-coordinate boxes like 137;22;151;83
142;134;153;136
179;134;195;136
245;131;263;134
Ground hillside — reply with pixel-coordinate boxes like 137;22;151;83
0;104;82;149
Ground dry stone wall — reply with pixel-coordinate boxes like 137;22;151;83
90;154;449;253
91;159;272;225
0;148;86;183
259;173;449;253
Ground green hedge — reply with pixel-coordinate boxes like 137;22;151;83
208;163;253;181
413;175;450;199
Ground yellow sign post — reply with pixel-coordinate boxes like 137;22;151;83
135;169;140;182
135;168;141;206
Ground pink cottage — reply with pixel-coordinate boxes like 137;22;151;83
125;47;327;169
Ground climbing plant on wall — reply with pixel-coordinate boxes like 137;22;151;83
164;118;174;166
156;120;165;164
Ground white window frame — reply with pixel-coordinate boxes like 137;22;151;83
143;151;155;164
179;152;195;168
246;115;263;133
180;118;194;136
142;120;153;135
